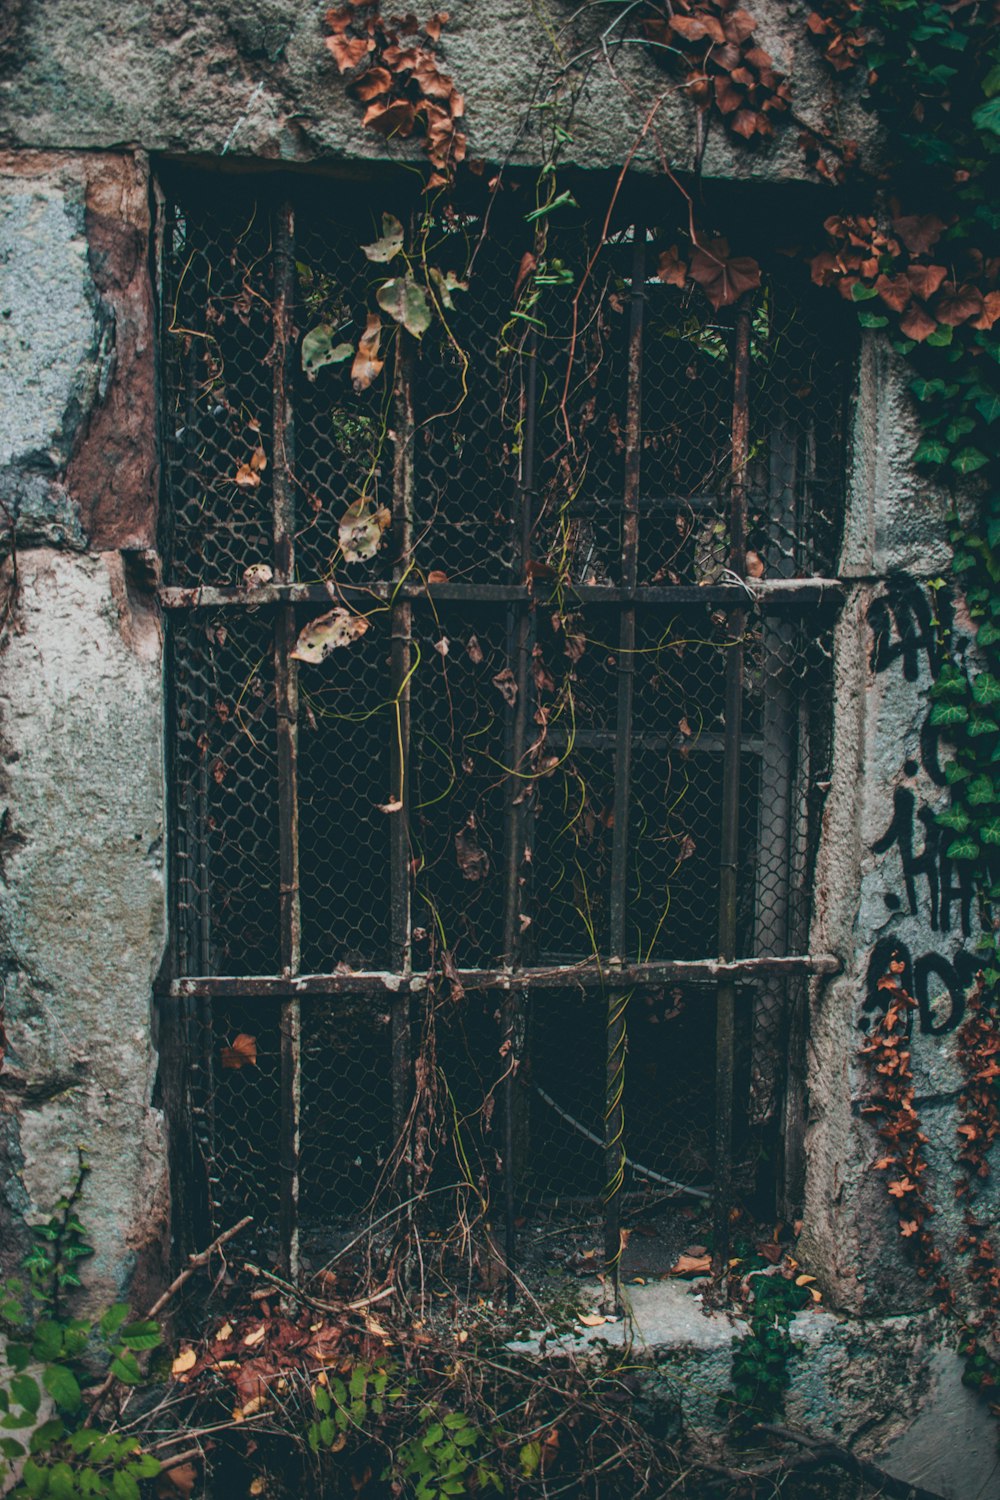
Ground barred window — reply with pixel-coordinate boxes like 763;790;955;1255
159;172;848;1288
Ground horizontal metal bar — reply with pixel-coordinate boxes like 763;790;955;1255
164;953;840;1001
546;731;765;755
159;579;844;610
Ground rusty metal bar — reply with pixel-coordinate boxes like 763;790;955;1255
500;327;538;1296
166;952;842;1000
272;200;301;1281
603;224;645;1307
159;578;844;610
390;329;415;1160
713;298;752;1274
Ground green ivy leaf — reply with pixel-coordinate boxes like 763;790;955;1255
967;775;996;805
979;818;1000;845
936;806;971;830
930;701;969;725
973;96;1000;135
913;438;951;465
948;836;981;859
945;415;976;442
858;310;889;328
973;672;1000;704
951;448;989;475
975;393;1000;424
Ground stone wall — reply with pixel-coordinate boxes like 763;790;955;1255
0;3;996;1491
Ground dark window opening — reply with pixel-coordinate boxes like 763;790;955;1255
159;171;848;1287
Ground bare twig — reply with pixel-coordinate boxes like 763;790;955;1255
755;1424;950;1500
85;1216;252;1425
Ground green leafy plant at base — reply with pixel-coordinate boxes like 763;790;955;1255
307;1357;502;1498
0;1152;161;1498
717;1271;810;1442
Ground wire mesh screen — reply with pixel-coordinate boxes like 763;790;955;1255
161;172;848;1276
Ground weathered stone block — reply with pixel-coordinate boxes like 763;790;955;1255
0;550;167;1305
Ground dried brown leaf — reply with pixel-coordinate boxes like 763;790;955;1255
220;1033;257;1070
352;312;384;393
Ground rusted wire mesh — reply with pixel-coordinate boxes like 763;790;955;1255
162;172;847;1271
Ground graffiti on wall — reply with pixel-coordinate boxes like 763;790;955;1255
865;576;973;1037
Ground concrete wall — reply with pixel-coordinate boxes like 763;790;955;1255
0;2;996;1489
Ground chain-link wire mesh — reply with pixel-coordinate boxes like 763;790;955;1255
162;174;848;1269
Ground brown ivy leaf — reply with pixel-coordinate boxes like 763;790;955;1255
669;1253;711;1276
290;607;369;663
898;302;938;343
220;1033;257;1070
363;97;418;136
156;1461;199;1499
352;312;384;393
670;14;726;43
325;30;374;73
657;245;687;287
905;264;947;301
467;634;484;664
234;463;261;489
723;8;758;44
714;75;743;115
514;251;537;299
492;667;518;705
689;238;761;310
972;290;1000;330
455;818;490;881
354;65;393;101
731;109;765;139
875;273;912;312
893;213;946;256
935;282;984;326
425;11;450;42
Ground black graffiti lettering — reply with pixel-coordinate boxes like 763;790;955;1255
868;576;954;681
864;938;977;1036
872;779;974;936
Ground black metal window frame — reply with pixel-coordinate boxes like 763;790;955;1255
158;174;845;1292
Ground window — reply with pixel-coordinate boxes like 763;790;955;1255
159;173;848;1285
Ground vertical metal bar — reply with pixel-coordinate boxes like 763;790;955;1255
603;225;645;1308
713;299;752;1273
273;200;302;1280
500;328;538;1296
390;331;415;1154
